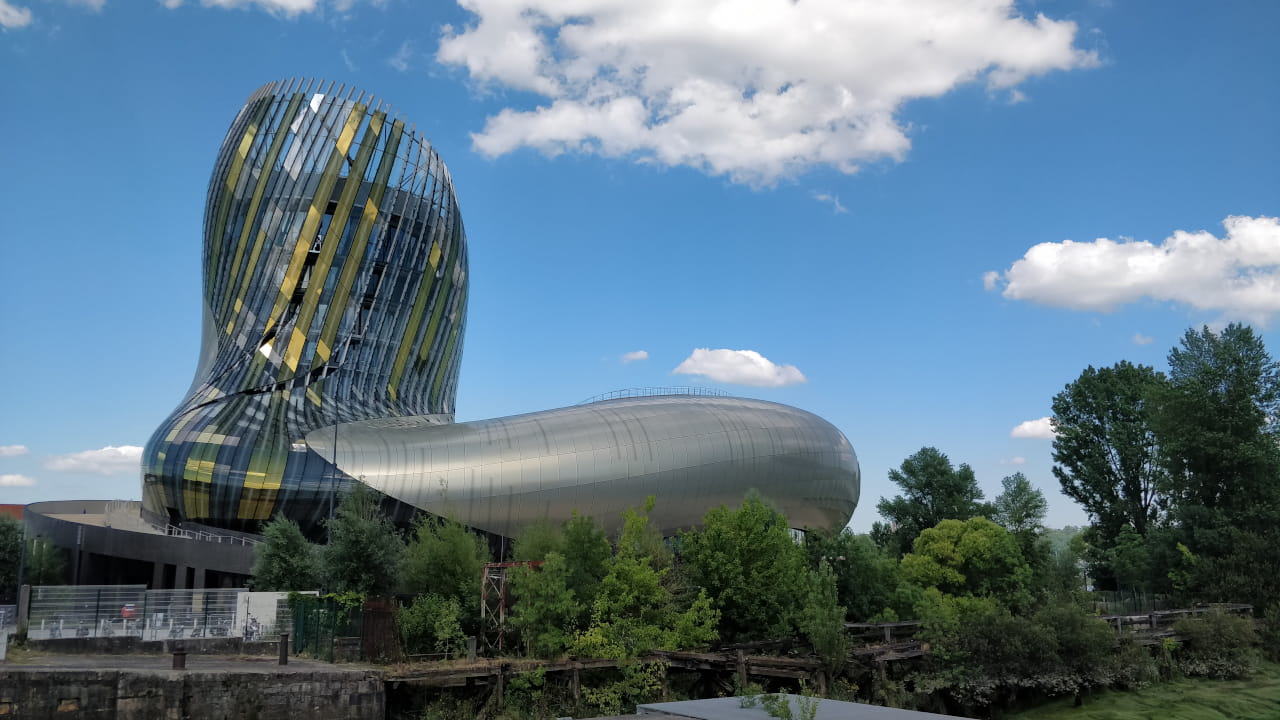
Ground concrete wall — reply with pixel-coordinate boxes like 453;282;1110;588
0;668;384;720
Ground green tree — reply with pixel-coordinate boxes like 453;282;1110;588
804;529;902;622
680;491;809;642
874;447;993;556
399;593;467;656
992;472;1047;535
0;516;20;602
559;512;612;621
1051;361;1167;542
509;551;581;658
900;517;1033;610
512;518;563;562
799;559;849;675
403;514;488;608
323;483;404;596
572;503;718;658
250;515;323;591
23;538;66;586
1151;324;1280;606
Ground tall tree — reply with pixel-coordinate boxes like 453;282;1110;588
1154;324;1280;514
680;491;810;642
1151;324;1280;606
323;484;404;596
992;472;1048;535
874;447;992;556
0;516;21;603
403;514;489;622
1051;361;1167;542
250;515;323;591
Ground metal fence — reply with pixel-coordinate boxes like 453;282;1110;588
0;604;16;630
25;585;301;641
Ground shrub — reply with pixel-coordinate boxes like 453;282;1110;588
1172;610;1259;679
1262;602;1280;663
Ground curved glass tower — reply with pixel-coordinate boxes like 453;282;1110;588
144;79;860;537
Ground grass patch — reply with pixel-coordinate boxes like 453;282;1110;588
1012;662;1280;720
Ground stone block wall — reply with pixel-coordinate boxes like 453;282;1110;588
0;668;385;719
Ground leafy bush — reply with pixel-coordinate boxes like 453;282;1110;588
1173;610;1260;679
399;593;466;657
1262;602;1280;663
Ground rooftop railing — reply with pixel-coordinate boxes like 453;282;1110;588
578;386;729;405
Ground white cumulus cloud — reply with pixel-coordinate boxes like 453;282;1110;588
0;0;33;28
437;0;1096;185
985;215;1280;324
1132;333;1154;346
45;445;143;475
1000;456;1027;466
673;348;806;387
0;474;35;487
620;350;649;364
1011;417;1055;439
0;444;29;457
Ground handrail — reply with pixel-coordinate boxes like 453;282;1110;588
578;386;730;405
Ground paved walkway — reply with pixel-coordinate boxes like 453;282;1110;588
2;651;376;675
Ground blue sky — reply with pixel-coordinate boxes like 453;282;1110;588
1;0;1277;532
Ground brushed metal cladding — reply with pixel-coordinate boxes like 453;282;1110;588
144;78;862;539
304;395;860;537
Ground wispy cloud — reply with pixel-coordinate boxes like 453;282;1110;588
813;192;848;215
45;445;143;475
985;215;1280;325
0;444;29;457
388;39;412;72
1132;332;1154;346
1010;417;1055;439
620;350;649;364
1000;456;1027;465
340;48;357;72
0;0;33;29
673;348;806;387
0;474;35;487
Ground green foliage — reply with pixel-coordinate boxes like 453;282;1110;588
508;552;580;658
0;516;21;601
322;483;404;596
993;472;1048;535
399;593;467;656
1262;603;1280;663
23;538;66;586
250;515;322;591
403;514;488;610
875;446;993;556
577;661;666;716
1009;662;1280;720
1172;611;1260;679
1051;361;1167;553
901;517;1033;610
571;501;719;660
804;529;903;621
798;559;849;675
504;666;550;718
512;518;562;562
560;512;612;621
1150;324;1280;608
680;491;809;641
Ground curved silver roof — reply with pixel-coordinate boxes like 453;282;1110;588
306;394;860;537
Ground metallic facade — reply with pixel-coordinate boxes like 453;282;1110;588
144;79;860;537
